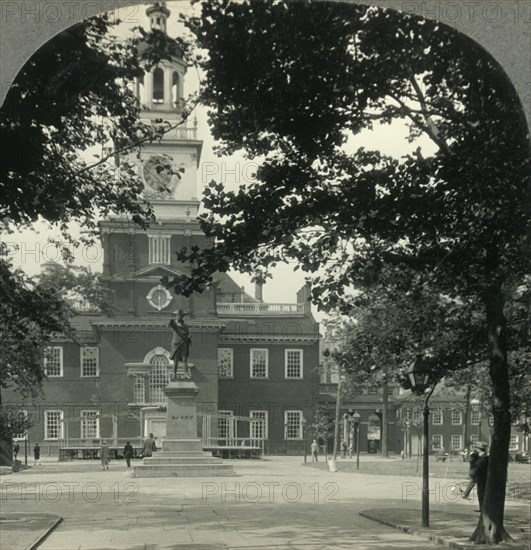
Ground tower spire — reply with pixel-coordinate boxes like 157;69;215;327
146;2;170;34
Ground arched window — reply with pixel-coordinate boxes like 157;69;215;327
172;72;180;106
153;68;164;103
138;73;145;105
149;354;170;402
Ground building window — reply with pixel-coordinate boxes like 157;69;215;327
81;410;99;439
14;410;28;439
285;410;303;440
412;409;421;423
250;349;268;379
148;235;171;265
146;284;172;311
218;348;233;378
217;410;233;440
509;435;519;451
44;346;63;377
285;349;303;378
172;72;180;105
432;409;443;425
153;68;164;103
45;410;63;440
149;355;170;403
471;409;481;425
81;347;99;377
432;434;443;451
451;410;462;425
451;434;463;451
469;434;479;447
250;410;268;440
134;375;145;403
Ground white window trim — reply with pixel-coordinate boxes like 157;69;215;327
250;410;269;440
432;409;443;425
509;435;519;451
80;410;100;439
218;348;234;378
451;410;462;426
250;348;269;379
44;409;64;440
80;347;100;378
431;434;443;451
285;410;303;440
451;434;463;451
470;409;481;425
45;346;64;378
284;349;304;379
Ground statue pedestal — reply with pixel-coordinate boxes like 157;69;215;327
163;379;200;439
133;377;236;478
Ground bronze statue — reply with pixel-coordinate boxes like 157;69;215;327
169;309;192;378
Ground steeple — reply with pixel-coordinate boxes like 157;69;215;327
146;2;170;33
137;2;186;116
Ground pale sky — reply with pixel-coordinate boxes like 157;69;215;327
4;1;437;316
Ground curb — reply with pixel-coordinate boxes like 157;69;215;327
358;511;528;550
26;516;63;550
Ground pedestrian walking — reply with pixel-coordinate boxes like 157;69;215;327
340;439;347;459
123;441;133;468
310;439;319;462
462;441;488;510
13;442;20;459
101;440;110;470
33;443;41;465
141;433;156;458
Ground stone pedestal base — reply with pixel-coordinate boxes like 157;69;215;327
133;379;235;477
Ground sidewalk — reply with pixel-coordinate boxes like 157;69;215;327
360;508;530;549
0;512;62;550
1;457;528;549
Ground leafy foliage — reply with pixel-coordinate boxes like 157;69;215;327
0;257;70;398
176;1;529;542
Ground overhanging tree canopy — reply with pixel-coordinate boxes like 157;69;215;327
174;1;530;543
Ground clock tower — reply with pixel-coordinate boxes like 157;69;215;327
98;1;211;320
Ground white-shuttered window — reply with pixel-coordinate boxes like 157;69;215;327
148;235;171;264
44;347;63;377
285;349;303;379
81;347;99;377
45;410;63;440
218;348;233;378
149;355;170;403
250;349;268;379
81;410;100;439
285;410;303;440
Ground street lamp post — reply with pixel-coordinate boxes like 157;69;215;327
352;411;361;471
301;416;307;463
407;355;436;528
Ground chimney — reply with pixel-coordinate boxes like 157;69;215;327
254;270;264;303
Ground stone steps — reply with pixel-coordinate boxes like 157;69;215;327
143;456;220;465
132;462;236;477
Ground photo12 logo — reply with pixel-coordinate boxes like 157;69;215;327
1;481;139;504
202;481;339;503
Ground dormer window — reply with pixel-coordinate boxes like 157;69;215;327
153;68;164;103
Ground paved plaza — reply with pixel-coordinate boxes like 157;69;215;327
1;456;529;550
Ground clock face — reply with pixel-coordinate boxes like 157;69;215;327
142;155;176;197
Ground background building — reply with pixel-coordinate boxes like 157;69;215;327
8;3;320;458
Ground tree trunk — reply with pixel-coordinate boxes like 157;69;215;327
332;378;342;461
469;282;512;544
